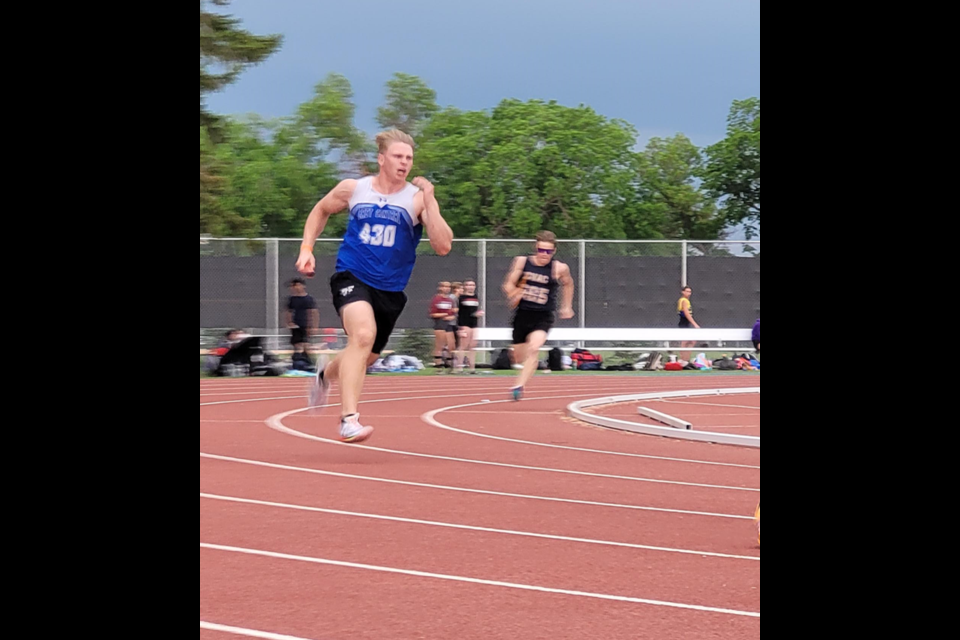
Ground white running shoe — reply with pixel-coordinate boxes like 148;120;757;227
308;355;331;414
340;414;374;443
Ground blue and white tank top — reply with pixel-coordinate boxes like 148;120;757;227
335;177;423;292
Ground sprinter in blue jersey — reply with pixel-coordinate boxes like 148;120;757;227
296;130;454;443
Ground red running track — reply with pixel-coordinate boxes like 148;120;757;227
200;373;761;639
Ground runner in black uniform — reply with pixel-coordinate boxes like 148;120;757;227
502;231;576;400
456;279;483;373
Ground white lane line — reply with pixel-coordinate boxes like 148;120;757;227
199;381;659;398
200;492;760;561
199;453;754;520
200;381;762;408
422;400;760;470
199;621;315;640
199;543;761;618
265;401;759;493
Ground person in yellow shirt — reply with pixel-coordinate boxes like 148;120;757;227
677;286;700;363
755;502;761;546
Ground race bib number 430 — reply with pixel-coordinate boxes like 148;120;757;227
359;223;397;247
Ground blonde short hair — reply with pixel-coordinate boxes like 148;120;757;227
376;129;415;154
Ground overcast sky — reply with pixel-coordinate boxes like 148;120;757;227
206;0;760;149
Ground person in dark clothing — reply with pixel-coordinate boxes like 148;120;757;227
286;278;319;362
752;317;761;356
502;231;576;401
455;279;484;373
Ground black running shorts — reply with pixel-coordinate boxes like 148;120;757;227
512;309;555;345
330;271;408;356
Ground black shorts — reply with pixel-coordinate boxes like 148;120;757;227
433;319;456;332
512;310;555;345
330;271;408;356
290;327;309;345
753;340;761;353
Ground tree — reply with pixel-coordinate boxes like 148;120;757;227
199;0;282;132
416;100;642;239
200;126;255;235
413;108;493;237
200;0;281;235
636;135;723;241
701;98;761;238
205;117;342;238
204;76;369;238
285;73;369;170
376;73;440;137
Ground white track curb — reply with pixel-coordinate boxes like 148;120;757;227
566;388;760;448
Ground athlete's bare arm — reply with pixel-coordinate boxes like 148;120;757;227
503;257;526;298
557;261;575;320
296;179;358;276
413;177;453;256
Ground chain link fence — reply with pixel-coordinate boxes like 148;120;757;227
200;237;760;354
